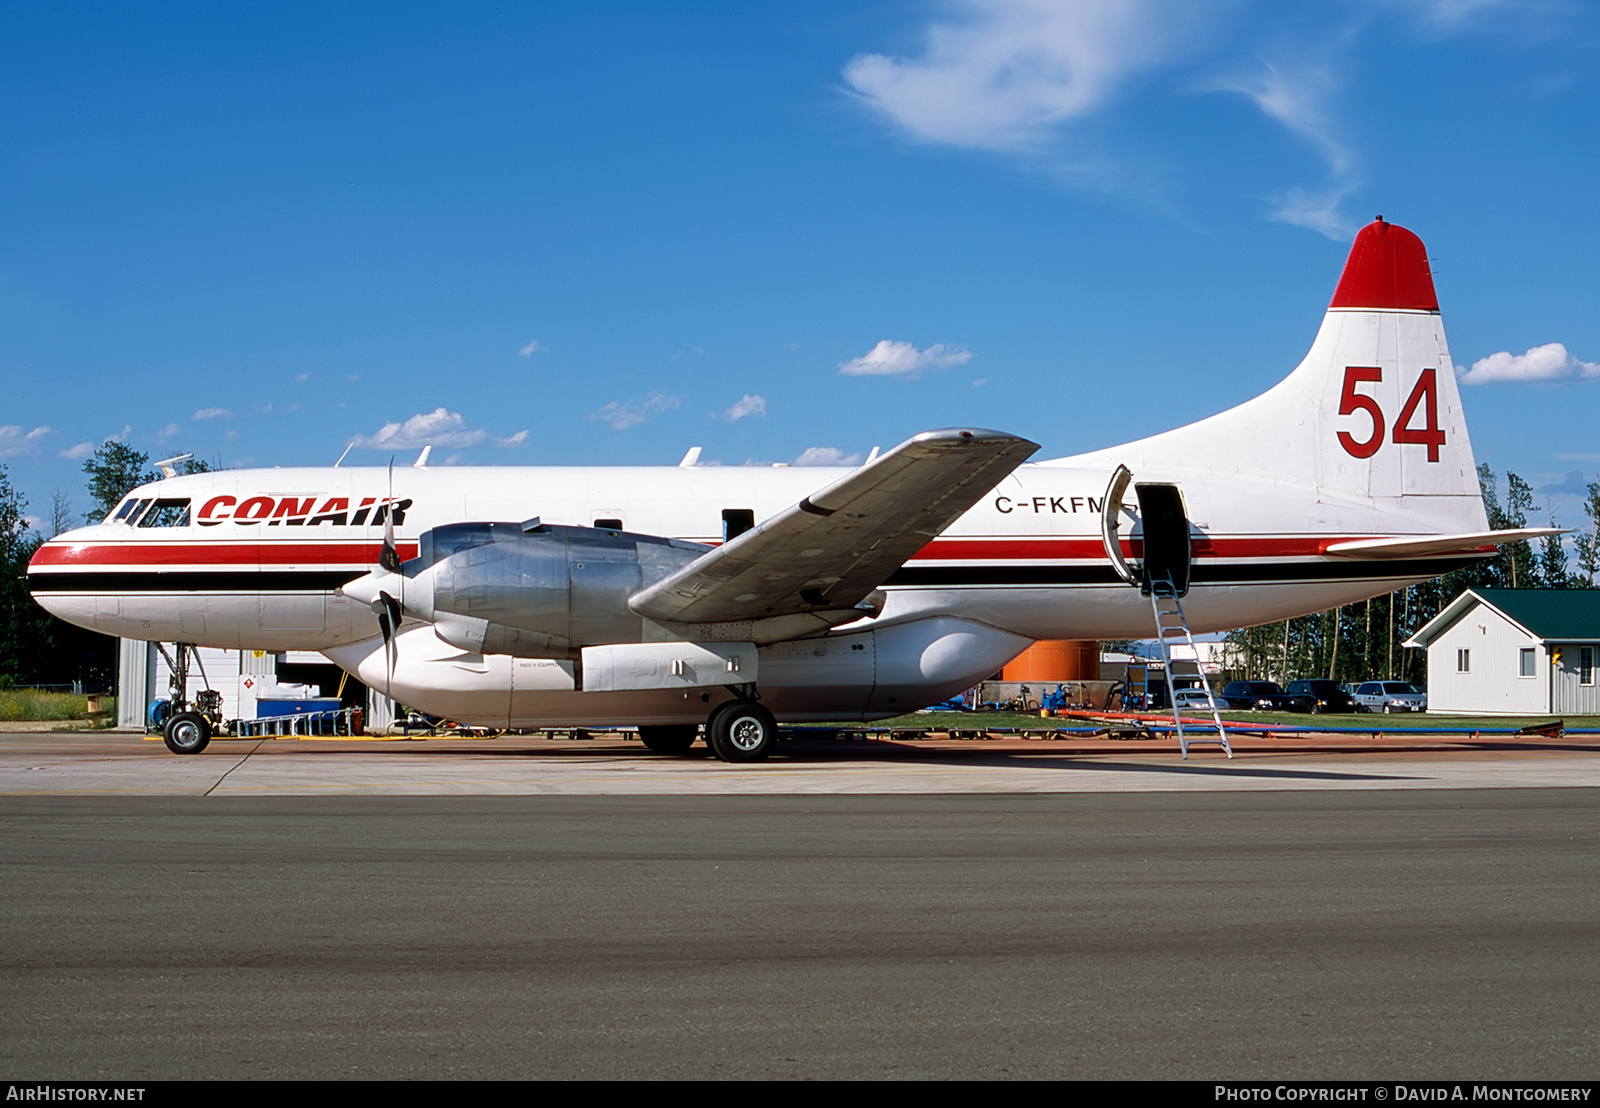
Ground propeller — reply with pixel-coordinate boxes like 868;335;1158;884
336;459;406;720
375;459;402;712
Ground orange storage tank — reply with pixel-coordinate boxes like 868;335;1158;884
1001;640;1100;682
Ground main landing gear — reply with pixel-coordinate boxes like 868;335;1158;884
637;689;780;762
704;694;778;763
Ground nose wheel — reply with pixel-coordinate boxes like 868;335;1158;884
163;711;212;755
705;699;778;762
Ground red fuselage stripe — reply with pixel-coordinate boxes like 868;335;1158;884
27;535;1406;570
30;542;422;567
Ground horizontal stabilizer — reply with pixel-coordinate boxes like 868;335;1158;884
1323;528;1565;559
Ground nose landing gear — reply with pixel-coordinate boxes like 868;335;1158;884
154;643;223;754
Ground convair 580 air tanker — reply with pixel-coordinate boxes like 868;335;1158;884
28;219;1550;759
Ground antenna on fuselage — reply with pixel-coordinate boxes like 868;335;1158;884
152;454;193;478
334;442;354;467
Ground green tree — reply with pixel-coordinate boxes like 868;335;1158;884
1504;472;1539;588
1574;478;1600;588
0;463;121;690
1537;523;1570;588
0;465;27;566
82;441;153;522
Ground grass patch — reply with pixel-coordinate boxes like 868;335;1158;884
0;690;110;722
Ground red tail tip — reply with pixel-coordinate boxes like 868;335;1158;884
1329;218;1439;312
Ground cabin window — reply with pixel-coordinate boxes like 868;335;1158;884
722;508;755;542
1456;648;1470;674
1519;648;1536;678
593;518;623;531
1582;647;1595;687
137;499;192;528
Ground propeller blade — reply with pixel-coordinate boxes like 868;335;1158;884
380;458;401;572
376;590;401;710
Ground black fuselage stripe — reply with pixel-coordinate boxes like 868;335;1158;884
28;556;1484;595
28;571;366;593
886;556;1481;586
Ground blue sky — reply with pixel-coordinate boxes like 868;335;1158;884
3;1;1598;533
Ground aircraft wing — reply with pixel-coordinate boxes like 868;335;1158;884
629;428;1039;626
1323;528;1565;559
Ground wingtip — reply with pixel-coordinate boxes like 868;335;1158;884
911;428;1042;454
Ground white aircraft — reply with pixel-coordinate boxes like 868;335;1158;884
29;218;1551;759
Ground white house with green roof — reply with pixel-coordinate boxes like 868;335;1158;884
1405;589;1600;715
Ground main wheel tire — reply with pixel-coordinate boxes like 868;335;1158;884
638;724;698;755
706;700;778;763
163;711;212;755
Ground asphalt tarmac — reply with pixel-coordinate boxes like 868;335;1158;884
2;730;1597;1080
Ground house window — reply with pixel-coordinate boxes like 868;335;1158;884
1519;648;1536;678
1582;647;1595;687
1457;648;1470;674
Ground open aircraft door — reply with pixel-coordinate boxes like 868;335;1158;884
1100;466;1193;596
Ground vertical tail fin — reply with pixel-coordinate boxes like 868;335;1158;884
1067;218;1487;534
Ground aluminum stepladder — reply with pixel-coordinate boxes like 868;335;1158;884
1146;570;1231;759
1101;465;1230;759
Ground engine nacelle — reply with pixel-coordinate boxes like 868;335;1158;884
404;521;709;658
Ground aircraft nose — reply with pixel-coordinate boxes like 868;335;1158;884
25;526;107;624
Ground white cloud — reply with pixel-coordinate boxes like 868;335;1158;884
841;2;1443;236
295;372;310;383
843;0;1200;152
192;407;231;420
1459;343;1600;385
839;340;973;379
794;446;864;467
352;408;490;449
0;425;51;460
60;442;94;460
519;340;545;358
155;423;181;444
589;392;680;430
1207;63;1361;240
496;429;530;447
1374;0;1525;32
1266;184;1361;240
717;394;767;421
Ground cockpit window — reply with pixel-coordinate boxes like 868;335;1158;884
137;498;192;528
109;497;154;525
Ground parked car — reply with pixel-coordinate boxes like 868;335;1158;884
1218;681;1317;712
1352;681;1428;713
1285;679;1360;713
1172;688;1224;712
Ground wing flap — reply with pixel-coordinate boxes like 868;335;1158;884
629;428;1038;625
